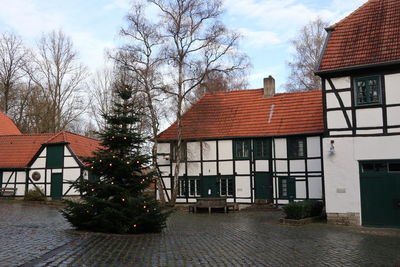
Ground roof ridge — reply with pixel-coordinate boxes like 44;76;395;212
62;130;100;142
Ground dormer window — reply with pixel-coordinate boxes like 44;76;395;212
355;76;381;106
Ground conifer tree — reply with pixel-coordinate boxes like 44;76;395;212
62;84;169;234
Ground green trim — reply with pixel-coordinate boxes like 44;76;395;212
278;177;296;200
233;139;251;160
287;136;307;159
354;75;381;106
46;145;64;168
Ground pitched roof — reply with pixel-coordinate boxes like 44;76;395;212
157;89;323;141
318;0;400;73
0;131;100;169
0;112;22;135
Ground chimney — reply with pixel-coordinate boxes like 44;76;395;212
263;75;275;97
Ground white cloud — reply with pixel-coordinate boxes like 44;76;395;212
238;28;281;48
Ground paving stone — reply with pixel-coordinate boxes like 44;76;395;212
1;202;400;266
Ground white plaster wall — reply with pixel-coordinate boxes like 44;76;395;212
187;142;201;161
327;110;352;129
159;166;170;176
15;171;25;183
255;160;269;172
157;155;170;165
307;137;321;157
46;170;52;178
163;177;171;189
172;163;186;176
203;141;217;160
16;183;25;195
275;160;288;172
295;180;306;199
63;168;81;182
307;159;322;172
330;130;353;136
187;162;201;176
387;107;400;126
356;108;383;127
203;162;217;175
64;157;79;168
309;178;323;199
326;92;351;108
219;161;233;175
2;171;15;184
235;161;250;174
31;158;46;169
326;77;351;90
157;143;170;154
64;146;72;156
235;176;250;198
52;169;62;174
388;128;400;134
385;73;400;105
323;135;400;215
218;140;232;160
274;138;287;158
356;129;383;135
39;149;46;158
290;160;305;172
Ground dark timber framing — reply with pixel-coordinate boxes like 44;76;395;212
157;133;325;205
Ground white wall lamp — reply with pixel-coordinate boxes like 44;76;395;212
329;140;335;154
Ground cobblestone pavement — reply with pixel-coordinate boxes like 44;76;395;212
1;202;400;267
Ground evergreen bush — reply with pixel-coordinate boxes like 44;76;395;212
282;200;324;220
24;187;45;201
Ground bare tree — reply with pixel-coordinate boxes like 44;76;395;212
112;3;168;204
145;0;249;205
285;17;328;92
0;32;28;115
28;30;88;133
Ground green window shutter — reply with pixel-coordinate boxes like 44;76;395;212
46;145;64;168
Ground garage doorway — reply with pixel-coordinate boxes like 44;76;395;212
359;161;400;227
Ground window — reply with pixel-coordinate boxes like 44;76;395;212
287;137;306;159
254;138;272;159
355;76;381;105
171;142;187;162
279;177;296;199
220;177;234;197
389;163;400;172
233;139;250;159
188;179;201;197
361;162;387;173
177;178;200;197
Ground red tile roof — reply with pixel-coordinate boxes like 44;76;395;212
157;89;323;141
318;0;400;72
0;112;21;135
0;131;100;168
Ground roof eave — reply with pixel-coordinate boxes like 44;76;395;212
315;60;400;76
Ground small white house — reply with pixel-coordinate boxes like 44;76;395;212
156;77;325;205
316;0;400;227
0;113;100;200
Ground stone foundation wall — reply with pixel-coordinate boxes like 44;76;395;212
327;212;361;226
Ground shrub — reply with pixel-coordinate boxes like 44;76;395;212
282;200;324;220
24;187;46;201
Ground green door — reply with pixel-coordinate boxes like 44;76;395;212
360;162;400;227
51;173;63;200
201;176;219;198
255;172;273;200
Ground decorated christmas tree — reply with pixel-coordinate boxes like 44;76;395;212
62;85;169;234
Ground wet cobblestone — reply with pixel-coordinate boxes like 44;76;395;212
1;202;400;266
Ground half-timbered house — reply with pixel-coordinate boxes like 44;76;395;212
316;0;400;227
156;77;325;205
0;113;99;200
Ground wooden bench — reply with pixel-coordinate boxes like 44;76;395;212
0;187;17;197
189;198;237;213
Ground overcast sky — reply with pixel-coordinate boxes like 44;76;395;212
0;0;367;92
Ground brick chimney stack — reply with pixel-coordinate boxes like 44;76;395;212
263;76;275;98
